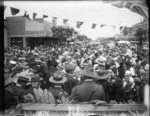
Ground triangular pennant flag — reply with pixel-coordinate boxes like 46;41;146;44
43;15;48;18
23;11;27;17
23;11;30;20
52;17;57;24
63;19;68;24
92;24;97;29
100;24;106;28
27;14;31;20
10;7;20;15
4;5;6;12
33;13;37;19
76;21;84;28
120;26;123;30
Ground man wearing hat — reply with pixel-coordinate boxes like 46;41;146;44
123;71;133;102
24;75;41;102
4;73;18;110
49;70;69;104
96;70;111;103
138;69;148;81
8;60;17;74
94;56;107;71
13;73;30;103
130;77;141;104
70;64;106;102
63;64;79;96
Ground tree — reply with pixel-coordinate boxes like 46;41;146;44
51;26;76;43
74;35;90;42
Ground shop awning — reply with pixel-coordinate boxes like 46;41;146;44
104;0;148;20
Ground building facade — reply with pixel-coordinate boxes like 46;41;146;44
5;16;54;48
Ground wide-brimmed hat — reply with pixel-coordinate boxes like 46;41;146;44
5;74;14;86
49;70;67;83
95;58;105;66
81;64;98;79
144;64;149;71
96;70;110;80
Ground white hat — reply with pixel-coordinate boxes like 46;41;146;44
10;60;17;64
113;57;118;61
34;53;39;56
144;64;149;71
125;70;131;76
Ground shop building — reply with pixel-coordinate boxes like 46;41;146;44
6;16;56;49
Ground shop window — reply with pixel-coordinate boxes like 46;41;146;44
11;37;23;47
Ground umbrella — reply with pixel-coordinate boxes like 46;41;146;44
104;0;148;20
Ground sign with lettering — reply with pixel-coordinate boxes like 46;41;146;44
26;31;45;37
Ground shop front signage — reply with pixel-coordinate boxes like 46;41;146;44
26;31;45;37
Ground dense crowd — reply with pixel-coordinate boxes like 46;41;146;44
4;41;149;111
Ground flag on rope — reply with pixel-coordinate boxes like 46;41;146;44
10;7;20;15
26;14;31;20
92;24;97;29
23;11;30;20
100;24;106;28
120;26;123;30
33;13;37;19
63;19;68;24
52;17;57;24
4;5;6;12
43;15;48;18
76;21;84;28
23;11;27;17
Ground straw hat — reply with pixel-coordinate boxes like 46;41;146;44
10;60;17;64
49;70;67;83
18;73;30;82
81;64;98;79
144;64;149;71
5;74;14;86
95;58;105;66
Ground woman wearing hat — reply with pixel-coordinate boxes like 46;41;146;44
49;70;69;104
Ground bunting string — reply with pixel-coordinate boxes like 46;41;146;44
4;5;124;30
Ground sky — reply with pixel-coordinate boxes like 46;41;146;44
4;1;143;40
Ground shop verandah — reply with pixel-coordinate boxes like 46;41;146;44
26;37;59;49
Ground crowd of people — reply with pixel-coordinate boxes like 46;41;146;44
4;41;149;111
